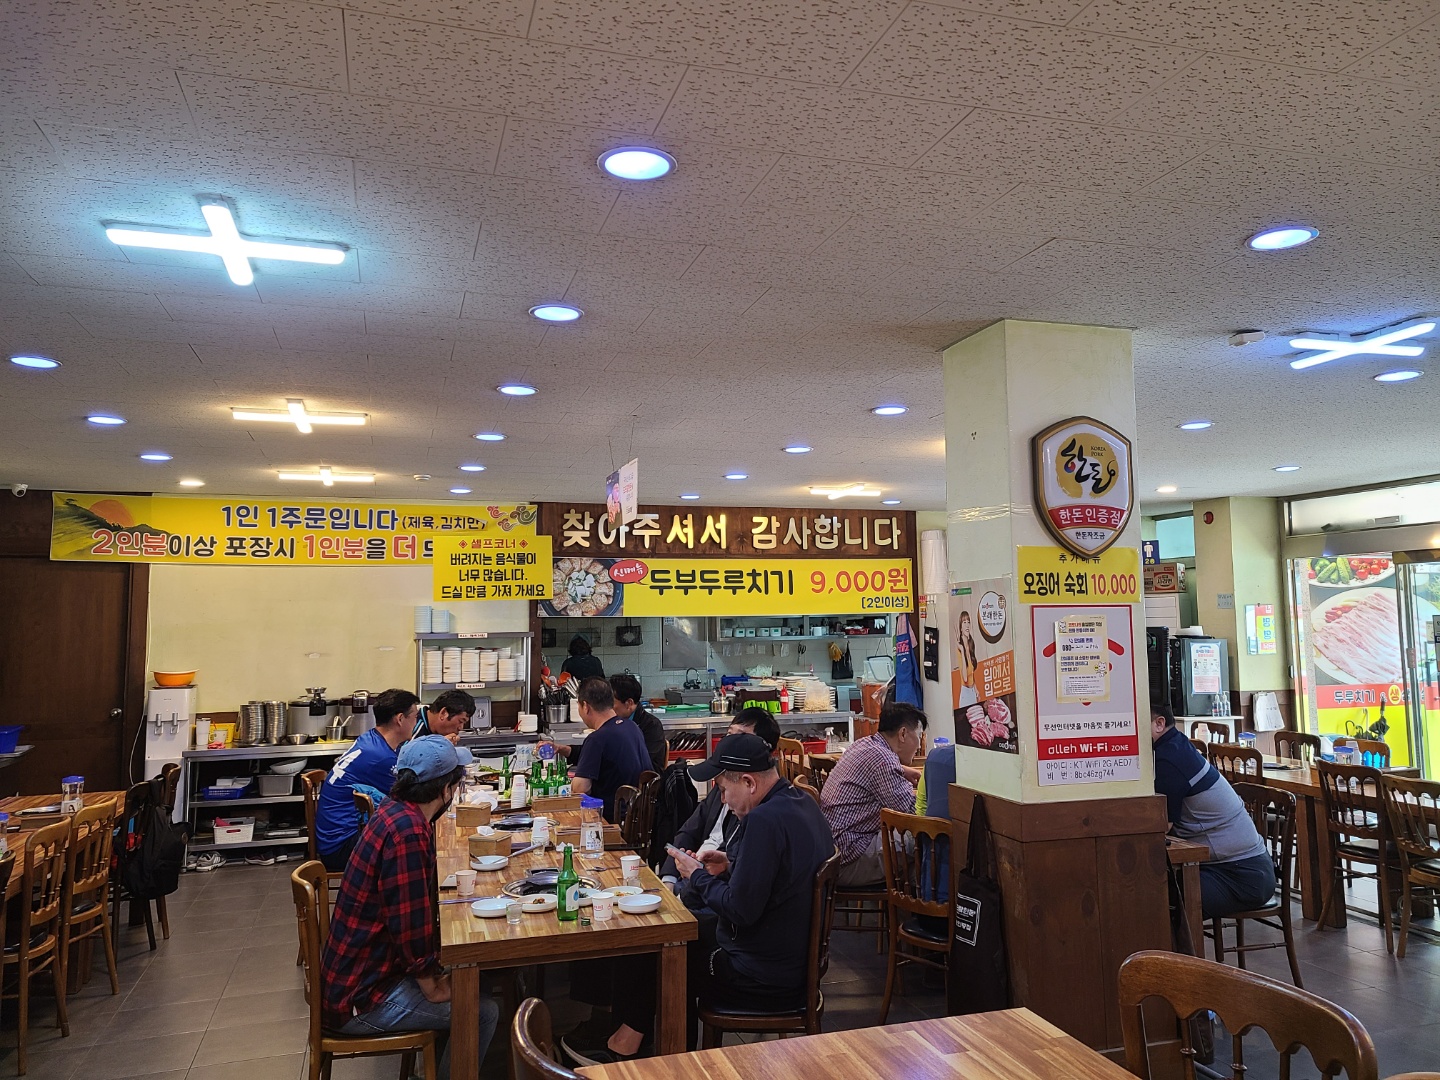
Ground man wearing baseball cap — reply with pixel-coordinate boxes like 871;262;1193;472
563;732;834;1065
321;736;497;1079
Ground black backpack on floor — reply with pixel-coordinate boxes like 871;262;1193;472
119;778;187;899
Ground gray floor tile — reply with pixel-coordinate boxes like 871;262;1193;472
191;1018;310;1067
74;1031;202;1079
122;971;224;1010
221;961;305;998
187;1053;305;1080
142;948;244;980
207;988;309;1029
103;999;219;1042
1;1043;102;1080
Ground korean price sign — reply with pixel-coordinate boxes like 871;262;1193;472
50;492;536;566
1016;545;1141;605
433;535;552;601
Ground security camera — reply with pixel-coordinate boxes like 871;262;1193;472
10;484;27;497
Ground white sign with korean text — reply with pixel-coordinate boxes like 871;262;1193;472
1055;614;1109;703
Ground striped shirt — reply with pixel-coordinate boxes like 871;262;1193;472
820;734;915;864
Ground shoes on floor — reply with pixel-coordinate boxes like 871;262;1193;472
194;852;226;872
561;1024;651;1067
245;853;277;866
183;854;199;872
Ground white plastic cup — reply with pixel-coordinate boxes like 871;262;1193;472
591;891;615;921
455;869;477;898
620;855;643;886
193;720;211;749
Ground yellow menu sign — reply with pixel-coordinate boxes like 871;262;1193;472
433;535;552;601
1016;545;1140;605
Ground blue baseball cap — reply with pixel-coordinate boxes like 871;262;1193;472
397;735;474;781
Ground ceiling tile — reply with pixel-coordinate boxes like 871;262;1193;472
812;218;1050;273
919;0;1090;23
361;248;576;298
1345;15;1440;88
0;54;184;135
9;253;253;297
743;157;1013;223
70;314;282;348
341;0;533;35
847;4;1198;121
346;11;686;130
528;0;906;84
656;68;971;163
363;310;548;345
252;278;465;318
157;293;368;332
601;196;851;253
269;326;455;359
0;282;170;319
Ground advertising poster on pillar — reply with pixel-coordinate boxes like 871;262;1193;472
1296;555;1416;765
950;578;1018;753
1031;604;1139;786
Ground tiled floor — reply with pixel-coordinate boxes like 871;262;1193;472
1;864;1436;1078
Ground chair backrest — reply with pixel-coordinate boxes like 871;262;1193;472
1382;775;1440;866
809;755;835;793
352;789;375;825
805;852;842;1026
614;785;639;838
776;738;806;780
0;850;15;902
65;797;119;906
879;808;953;924
159;762;181;812
1189;718;1233;742
620;771;660;851
1189;737;1210;756
1118;950;1377;1080
1316;761;1388;843
1210;744;1264;784
512;998;582;1080
291;860;331;1056
301;769;328;861
1275;731;1321;762
794;775;821;807
1336;737;1390;766
1233;782;1295;907
22;818;70;939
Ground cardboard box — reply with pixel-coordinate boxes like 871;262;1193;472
455;802;492;828
468;832;511;858
532;795;581;813
1144;562;1187;594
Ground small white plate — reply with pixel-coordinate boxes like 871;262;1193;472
521;895;557;914
471;898;509;918
607;885;643;897
474;855;510;872
617;894;662;915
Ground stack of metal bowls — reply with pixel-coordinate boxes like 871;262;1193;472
240;702;266;747
263;700;287;744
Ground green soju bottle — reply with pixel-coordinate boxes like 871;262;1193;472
556;843;580;922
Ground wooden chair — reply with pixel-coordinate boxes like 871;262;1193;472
300;769;344;889
1189;737;1211;756
700;851;841;1046
1189;718;1233;743
618;771;660;856
1336;737;1391;766
809;754;835;794
1275;730;1321;762
776;737;806;781
1209;783;1301;987
159;762;181;813
292;860;438;1080
1117;950;1377;1080
793;774;821;806
1316;761;1396;954
512;998;581;1080
352;789;375;826
1209;744;1263;785
877;808;953;1024
61;798;121;999
3;820;71;1075
110;781;169;951
1380;775;1440;959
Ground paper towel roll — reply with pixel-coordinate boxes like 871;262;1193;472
920;529;949;597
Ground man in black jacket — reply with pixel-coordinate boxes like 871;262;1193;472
610;674;668;775
659;707;779;892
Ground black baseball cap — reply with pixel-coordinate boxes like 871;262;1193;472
690;732;776;781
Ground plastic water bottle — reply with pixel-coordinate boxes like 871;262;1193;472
1320;735;1336;762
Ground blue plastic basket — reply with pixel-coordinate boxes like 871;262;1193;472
202;785;249;800
0;726;22;754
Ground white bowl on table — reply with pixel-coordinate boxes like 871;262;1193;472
608;885;643;898
617;894;662;915
471;898;510;918
521;895;557;914
473;855;510;872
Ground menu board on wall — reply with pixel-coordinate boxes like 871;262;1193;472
950;577;1018;754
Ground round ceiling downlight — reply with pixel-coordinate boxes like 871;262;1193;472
598;147;676;181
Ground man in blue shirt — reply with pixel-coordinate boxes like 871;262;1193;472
554;678;650;823
315;688;418;872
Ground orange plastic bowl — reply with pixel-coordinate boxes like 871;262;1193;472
153;670;197;687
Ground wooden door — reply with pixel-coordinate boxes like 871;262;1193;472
0;556;143;793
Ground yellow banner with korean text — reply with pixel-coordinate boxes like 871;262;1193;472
433;534;553;601
50;492;536;566
1016;545;1141;605
540;555;914;617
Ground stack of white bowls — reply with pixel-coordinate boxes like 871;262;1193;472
432;609;452;633
441;647;462;683
414;606;433;634
478;650;500;682
461;648;482;683
423;649;443;684
498;657;523;682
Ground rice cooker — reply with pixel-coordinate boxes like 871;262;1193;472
288;687;340;737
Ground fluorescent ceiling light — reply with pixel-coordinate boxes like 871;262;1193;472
1156;485;1178;494
598;147;676;181
231;398;367;433
1247;226;1318;251
87;414;125;425
1274;465;1301;473
9;354;59;369
723;472;748;480
882;499;901;505
529;304;581;323
871;406;907;416
783;445;813;454
450;487;472;495
474;432;506;441
679;493;701;500
1178;421;1213;431
139;452;172;462
498;383;538;396
277;466;374;486
458;464;486;472
178;479;205;487
1289;321;1435;371
105;201;346;286
809;484;882;500
1374;369;1423;383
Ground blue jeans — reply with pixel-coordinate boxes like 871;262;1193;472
1200;852;1278;920
338;976;499;1080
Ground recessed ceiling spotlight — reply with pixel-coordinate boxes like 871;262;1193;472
1247;226;1318;251
1178;421;1213;431
178;478;205;487
9;354;60;369
679;493;701;500
724;472;748;480
882;499;901;505
1156;485;1178;494
458;464;486;472
871;405;907;416
598;147;677;181
498;383;538;396
474;431;506;442
529;304;582;323
87;414;125;426
783;445;812;454
139;452;172;462
449;486;472;495
1274;465;1301;473
1374;369;1423;383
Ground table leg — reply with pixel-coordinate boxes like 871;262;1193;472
1308;796;1346;929
1181;863;1205;959
655;943;688;1056
451;965;481;1079
1295;793;1323;922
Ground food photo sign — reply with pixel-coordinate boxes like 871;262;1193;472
950;577;1018;754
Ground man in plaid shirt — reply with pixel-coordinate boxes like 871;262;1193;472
321;735;498;1078
820;702;927;887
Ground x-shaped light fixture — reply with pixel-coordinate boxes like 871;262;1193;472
276;466;374;486
105;199;347;286
231;398;367;433
809;483;884;500
1289;320;1436;371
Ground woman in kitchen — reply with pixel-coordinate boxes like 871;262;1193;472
561;634;605;682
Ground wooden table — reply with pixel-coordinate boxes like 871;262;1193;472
1165;837;1208;955
576;1008;1136;1080
437;813;697;1078
0;791;125;898
1258;755;1419;928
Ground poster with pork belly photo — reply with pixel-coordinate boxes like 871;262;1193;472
1301;555;1421;755
950;577;1019;754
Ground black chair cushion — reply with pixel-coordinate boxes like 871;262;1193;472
3;930;54;955
900;916;948;944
